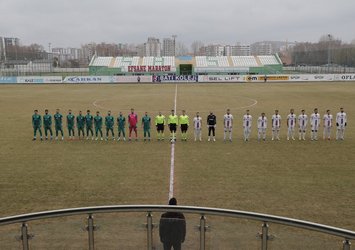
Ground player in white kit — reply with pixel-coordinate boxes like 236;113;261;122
271;110;281;140
336;107;347;140
257;112;267;141
243;110;252;141
323;109;333;140
223;109;233;142
298;109;308;140
287;109;297;140
193;112;203;141
310;108;321;141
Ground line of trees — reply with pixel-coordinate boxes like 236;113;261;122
291;35;355;67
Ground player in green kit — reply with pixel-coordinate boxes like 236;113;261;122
155;111;166;141
43;109;53;140
54;108;64;140
105;110;115;140
85;110;94;140
66;109;75;140
32;109;43;141
117;111;126;141
76;110;85;139
142;111;151;141
94;111;103;140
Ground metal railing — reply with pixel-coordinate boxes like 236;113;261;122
0;205;354;249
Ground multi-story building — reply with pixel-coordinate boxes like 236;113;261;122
200;45;225;56
251;42;273;55
162;38;175;56
144;37;161;57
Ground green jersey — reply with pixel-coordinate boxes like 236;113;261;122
117;115;126;129
54;113;63;127
85;114;93;127
76;115;85;128
32;114;42;127
142;115;151;129
155;115;165;125
67;114;75;127
94;115;103;128
168;114;178;125
105;115;114;128
179;115;189;125
43;114;52;127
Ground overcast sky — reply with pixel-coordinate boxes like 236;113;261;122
1;0;355;49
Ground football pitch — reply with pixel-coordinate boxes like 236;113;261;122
0;82;354;248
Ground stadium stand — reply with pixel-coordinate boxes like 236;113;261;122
113;57;140;68
231;56;259;67
258;55;280;65
195;56;230;67
91;57;113;67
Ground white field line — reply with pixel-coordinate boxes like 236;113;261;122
168;84;178;200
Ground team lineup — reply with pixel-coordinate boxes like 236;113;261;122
31;107;348;142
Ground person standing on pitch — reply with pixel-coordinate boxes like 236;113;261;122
257;112;267;141
105;110;115;140
223;109;233;142
142;111;151;141
310;108;321;141
193;112;202;141
43;109;53;140
32;109;43;141
207;111;216;142
336;107;347;140
85;110;94;140
128;108;138;141
179;110;189;141
323;109;333;140
54;109;64;140
159;198;186;250
287;109;297;141
298;109;308;140
117;112;126;141
168;109;178;141
271;110;281;141
94;111;103;140
66;109;75;140
155;111;166;141
243;109;252;141
76;111;85;139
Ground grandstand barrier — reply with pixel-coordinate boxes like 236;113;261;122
0;205;354;250
1;74;355;84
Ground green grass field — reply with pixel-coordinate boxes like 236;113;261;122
0;82;354;249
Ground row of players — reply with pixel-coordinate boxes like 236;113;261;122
31;107;348;142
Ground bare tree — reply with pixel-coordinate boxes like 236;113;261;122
191;41;204;56
175;42;189;56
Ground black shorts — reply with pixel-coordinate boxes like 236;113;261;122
180;124;188;133
169;124;177;132
157;124;164;131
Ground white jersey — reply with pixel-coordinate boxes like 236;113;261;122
271;114;281;128
287;113;297;128
336;112;347;127
257;116;267;129
310;113;321;129
193;116;202;129
224;114;233;128
323;114;333;128
298;114;308;128
243;114;252;128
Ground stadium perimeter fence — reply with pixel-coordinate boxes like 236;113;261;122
0;205;354;249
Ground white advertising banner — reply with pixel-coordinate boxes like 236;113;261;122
63;76;113;83
334;74;355;81
112;75;152;83
288;74;334;82
198;75;244;82
17;76;63;84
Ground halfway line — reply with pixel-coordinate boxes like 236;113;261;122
168;84;178;200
